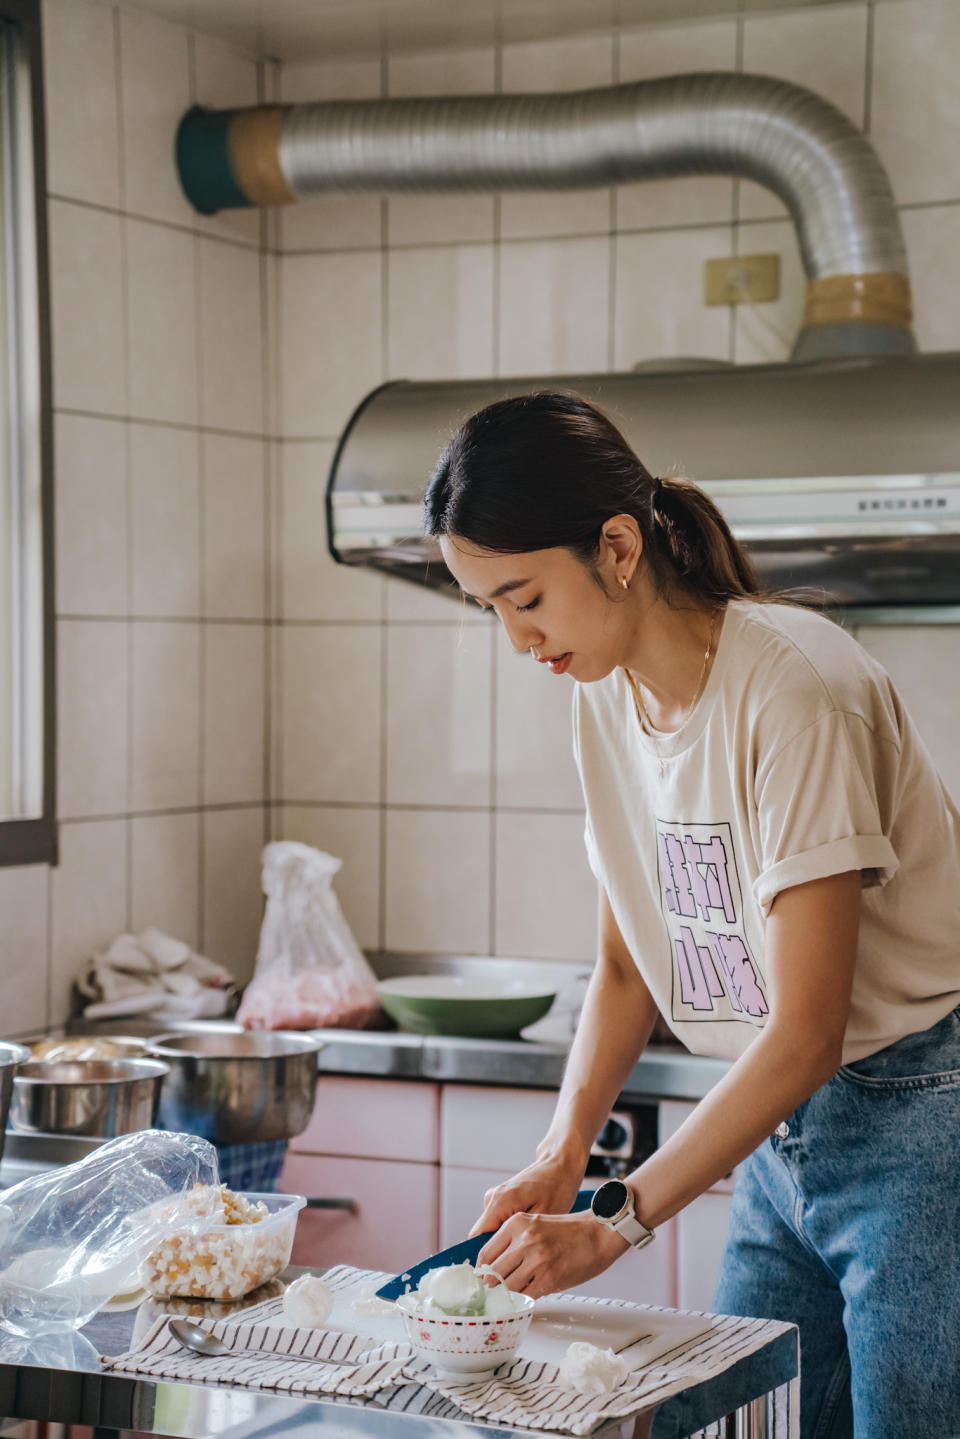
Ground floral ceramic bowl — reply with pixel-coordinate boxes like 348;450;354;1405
396;1292;535;1377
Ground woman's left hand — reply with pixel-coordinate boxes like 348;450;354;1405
476;1211;628;1299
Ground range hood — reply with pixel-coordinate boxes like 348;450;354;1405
327;351;960;610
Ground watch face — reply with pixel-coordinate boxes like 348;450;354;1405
591;1180;629;1221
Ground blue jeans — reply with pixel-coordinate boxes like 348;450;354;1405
706;1004;960;1438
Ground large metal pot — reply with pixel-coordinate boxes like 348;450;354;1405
9;1057;169;1138
145;1025;322;1144
0;1041;30;1161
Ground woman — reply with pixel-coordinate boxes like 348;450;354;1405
424;391;960;1439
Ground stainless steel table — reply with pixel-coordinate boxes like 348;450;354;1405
0;1271;797;1439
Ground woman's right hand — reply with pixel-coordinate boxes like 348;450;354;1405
467;1151;584;1238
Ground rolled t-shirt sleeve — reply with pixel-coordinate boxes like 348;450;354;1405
753;708;899;916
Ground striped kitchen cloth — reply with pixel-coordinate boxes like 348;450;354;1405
102;1264;798;1436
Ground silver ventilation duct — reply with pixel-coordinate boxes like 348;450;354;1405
178;71;914;361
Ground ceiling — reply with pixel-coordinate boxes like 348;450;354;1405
119;0;877;63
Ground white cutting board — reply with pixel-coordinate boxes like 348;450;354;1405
524;1297;710;1370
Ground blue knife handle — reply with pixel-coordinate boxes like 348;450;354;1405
375;1188;594;1301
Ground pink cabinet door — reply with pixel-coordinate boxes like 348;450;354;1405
440;1165;677;1309
677;1189;732;1313
290;1077;440;1162
280;1152;439;1275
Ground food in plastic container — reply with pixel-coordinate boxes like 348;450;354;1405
0;1130;220;1340
140;1187;306;1300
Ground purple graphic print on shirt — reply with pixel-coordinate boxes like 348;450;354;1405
657;821;768;1024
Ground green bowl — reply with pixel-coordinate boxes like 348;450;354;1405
377;975;557;1039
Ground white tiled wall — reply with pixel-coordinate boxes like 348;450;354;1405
271;0;960;969
0;0;272;1036
4;0;960;1037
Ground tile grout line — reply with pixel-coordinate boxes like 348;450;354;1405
188;28;207;954
46;190;263;254
378;619;389;953
258;54;274;861
491;21;503;381
487;622;498;956
268;63;288;879
485;18;505;950
59;800;297;826
730;11;746;366
377;40;390;952
608;25;620;374
51;404;272;442
114;0;135;942
863;1;875;136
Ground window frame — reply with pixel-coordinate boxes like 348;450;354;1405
0;0;55;867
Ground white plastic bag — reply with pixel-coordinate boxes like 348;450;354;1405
0;1130;219;1338
237;842;382;1031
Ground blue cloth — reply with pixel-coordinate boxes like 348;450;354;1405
657;1004;960;1439
213;1138;289;1194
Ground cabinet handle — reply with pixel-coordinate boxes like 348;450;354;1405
304;1196;357;1212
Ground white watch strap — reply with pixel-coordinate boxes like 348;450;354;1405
612;1209;655;1250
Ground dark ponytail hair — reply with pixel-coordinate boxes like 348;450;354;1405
425;391;762;607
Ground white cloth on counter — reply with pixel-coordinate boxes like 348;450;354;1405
76;929;236;1022
102;1264;798;1436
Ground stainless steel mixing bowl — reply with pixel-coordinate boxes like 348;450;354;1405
0;1040;30;1160
145;1026;322;1144
9;1056;170;1137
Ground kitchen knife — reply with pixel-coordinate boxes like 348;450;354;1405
374;1189;594;1300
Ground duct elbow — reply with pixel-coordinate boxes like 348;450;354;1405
793;273;916;360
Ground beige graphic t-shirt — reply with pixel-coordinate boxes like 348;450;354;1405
573;600;960;1063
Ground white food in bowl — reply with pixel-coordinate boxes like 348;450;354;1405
482;1280;522;1318
416;1260;487;1315
405;1260;527;1318
396;1262;534;1376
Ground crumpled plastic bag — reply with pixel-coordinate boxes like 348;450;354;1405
236;842;382;1031
0;1130;220;1338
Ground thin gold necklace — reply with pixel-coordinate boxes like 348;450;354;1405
623;609;720;779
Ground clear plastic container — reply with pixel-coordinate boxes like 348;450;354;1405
141;1191;306;1301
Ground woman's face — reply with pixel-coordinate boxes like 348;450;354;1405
439;534;632;683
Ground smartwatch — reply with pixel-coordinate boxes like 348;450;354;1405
590;1179;655;1250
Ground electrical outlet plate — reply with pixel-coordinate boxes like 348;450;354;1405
704;253;781;305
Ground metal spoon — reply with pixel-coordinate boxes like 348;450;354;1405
167;1317;235;1357
166;1316;359;1367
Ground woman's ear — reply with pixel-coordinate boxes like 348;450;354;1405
599;513;643;579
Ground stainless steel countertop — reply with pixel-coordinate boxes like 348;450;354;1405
0;1266;797;1438
0;1130;101;1188
309;1028;730;1102
57;1001;731;1101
